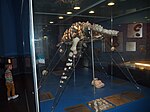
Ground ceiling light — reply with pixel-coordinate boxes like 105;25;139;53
59;16;64;19
107;2;115;6
49;21;54;24
89;10;95;14
67;11;72;14
74;6;80;10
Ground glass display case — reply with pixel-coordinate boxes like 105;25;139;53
30;0;150;112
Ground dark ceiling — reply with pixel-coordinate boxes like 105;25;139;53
33;0;150;26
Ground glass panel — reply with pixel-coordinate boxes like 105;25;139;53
32;0;150;112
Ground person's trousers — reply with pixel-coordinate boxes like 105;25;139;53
6;83;15;97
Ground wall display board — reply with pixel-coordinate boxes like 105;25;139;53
126;42;136;51
127;23;143;38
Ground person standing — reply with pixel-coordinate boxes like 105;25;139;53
5;64;19;101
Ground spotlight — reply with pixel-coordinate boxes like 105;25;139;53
49;21;54;24
89;10;95;14
67;11;72;14
74;6;80;10
59;16;64;19
107;2;115;6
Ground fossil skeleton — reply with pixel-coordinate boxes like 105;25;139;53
57;21;119;87
42;21;119;112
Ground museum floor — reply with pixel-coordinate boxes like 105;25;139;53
40;68;150;112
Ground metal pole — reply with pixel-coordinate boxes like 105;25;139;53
35;12;108;19
73;56;76;86
110;6;114;84
29;0;40;112
90;29;95;79
89;29;96;96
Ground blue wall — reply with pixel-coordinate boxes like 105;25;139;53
0;0;30;57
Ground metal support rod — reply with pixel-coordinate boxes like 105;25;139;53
21;0;24;17
35;12;108;19
73;56;76;86
29;0;40;112
90;29;95;79
110;6;114;85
